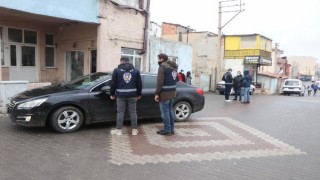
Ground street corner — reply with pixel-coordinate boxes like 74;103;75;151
108;117;306;165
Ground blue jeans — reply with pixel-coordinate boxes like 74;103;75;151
116;97;137;129
159;98;175;133
243;87;251;102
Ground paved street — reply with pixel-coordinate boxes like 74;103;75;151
1;93;320;180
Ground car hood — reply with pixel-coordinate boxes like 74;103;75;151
11;85;76;102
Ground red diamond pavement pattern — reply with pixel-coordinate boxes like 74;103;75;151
108;117;306;165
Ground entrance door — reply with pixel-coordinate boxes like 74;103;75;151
90;49;97;73
9;44;38;82
66;51;84;81
9;44;19;80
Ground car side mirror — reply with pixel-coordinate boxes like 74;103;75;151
101;86;111;95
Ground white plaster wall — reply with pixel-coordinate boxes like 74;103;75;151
97;0;146;72
224;59;244;77
148;37;192;74
161;32;217;91
258;75;279;94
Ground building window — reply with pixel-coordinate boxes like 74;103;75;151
10;45;17;66
0;27;4;65
24;30;37;44
112;0;140;9
8;28;23;43
121;48;142;70
45;34;55;67
241;36;256;49
21;46;35;66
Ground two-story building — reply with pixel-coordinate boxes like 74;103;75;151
223;34;273;86
0;0;150;83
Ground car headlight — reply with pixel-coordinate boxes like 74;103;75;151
17;98;48;109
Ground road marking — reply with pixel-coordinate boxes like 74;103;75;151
298;99;320;104
108;117;306;165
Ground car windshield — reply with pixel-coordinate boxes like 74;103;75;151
285;81;299;86
61;72;111;90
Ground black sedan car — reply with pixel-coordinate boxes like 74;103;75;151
7;72;205;133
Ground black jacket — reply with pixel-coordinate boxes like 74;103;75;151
222;71;233;84
110;63;142;98
233;75;243;88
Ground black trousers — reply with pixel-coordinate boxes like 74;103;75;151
234;87;242;101
225;85;232;100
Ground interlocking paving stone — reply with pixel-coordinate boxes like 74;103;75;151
108;117;306;165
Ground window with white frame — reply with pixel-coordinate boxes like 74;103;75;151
0;27;4;65
45;34;55;67
121;48;142;70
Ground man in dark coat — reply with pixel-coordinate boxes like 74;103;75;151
241;70;252;104
222;68;233;102
110;57;142;136
233;71;243;101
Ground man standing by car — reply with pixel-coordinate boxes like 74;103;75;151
241;70;252;104
155;53;178;136
233;71;243;101
110;57;142;136
222;68;233;102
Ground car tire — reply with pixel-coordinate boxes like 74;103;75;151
174;101;191;122
219;91;224;95
50;106;83;133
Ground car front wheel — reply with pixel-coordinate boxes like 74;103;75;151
174;101;191;122
50;106;83;133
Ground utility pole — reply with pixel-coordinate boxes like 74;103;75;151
213;0;244;91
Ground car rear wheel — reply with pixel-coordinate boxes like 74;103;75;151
174;101;191;122
50;106;83;133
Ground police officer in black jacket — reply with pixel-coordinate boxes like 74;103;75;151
110;57;142;136
222;68;233;102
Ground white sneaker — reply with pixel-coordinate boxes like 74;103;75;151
225;99;232;102
110;129;122;136
132;129;138;136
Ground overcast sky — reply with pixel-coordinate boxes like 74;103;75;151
150;0;320;63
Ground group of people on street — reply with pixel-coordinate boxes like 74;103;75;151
223;68;252;104
109;53;179;136
178;69;192;85
308;81;319;96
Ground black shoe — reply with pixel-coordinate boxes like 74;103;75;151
157;130;172;136
232;99;237;101
241;101;248;104
171;130;175;134
247;101;250;104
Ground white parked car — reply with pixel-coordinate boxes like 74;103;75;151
280;79;306;96
216;81;255;95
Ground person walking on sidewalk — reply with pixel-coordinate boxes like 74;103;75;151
222;68;233;102
178;69;186;83
312;82;318;96
186;71;192;85
110;57;142;136
241;70;252;104
155;53;178;136
233;71;243;101
307;86;312;96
